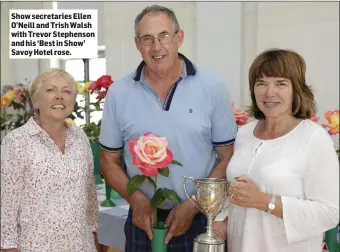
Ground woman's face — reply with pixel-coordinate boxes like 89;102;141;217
33;76;76;122
254;75;294;119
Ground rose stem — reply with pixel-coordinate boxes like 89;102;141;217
154;175;158;226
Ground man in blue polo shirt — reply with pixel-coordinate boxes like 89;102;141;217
99;5;237;252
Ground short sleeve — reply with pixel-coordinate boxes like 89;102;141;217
211;80;237;146
99;86;124;152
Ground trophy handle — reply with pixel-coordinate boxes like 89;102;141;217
182;175;200;210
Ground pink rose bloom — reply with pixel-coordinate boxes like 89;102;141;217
129;132;173;176
232;102;248;126
310;113;320;123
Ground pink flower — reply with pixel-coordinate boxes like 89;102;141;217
14;87;24;103
310;113;320;123
232;102;249;126
322;110;339;135
129;132;173;176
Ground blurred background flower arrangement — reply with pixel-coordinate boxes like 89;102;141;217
232;104;339;158
0;75;114;143
0;81;33;136
67;74;114;144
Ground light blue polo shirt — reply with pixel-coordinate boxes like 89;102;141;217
99;53;237;209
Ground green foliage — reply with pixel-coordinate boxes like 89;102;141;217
127;161;182;209
150;188;180;208
127;174;146;195
69;94;104;144
158;167;169;177
171;160;183;166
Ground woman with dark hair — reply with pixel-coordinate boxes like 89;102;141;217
212;49;339;252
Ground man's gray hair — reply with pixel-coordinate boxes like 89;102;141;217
134;5;180;36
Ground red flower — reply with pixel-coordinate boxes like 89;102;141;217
97;75;114;89
96;91;107;101
88;75;114;98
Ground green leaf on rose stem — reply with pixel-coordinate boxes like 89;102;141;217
171;160;183;167
146;177;157;191
163;188;180;204
158;167;169;177
150;188;166;208
127;174;146;195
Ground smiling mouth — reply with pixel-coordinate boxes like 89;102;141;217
152;55;165;60
263;102;280;107
51;105;66;109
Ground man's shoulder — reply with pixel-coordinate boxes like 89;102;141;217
194;66;226;88
107;71;136;96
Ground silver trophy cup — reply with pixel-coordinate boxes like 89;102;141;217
183;176;230;252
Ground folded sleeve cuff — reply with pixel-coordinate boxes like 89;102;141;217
212;139;235;147
99;142;123;152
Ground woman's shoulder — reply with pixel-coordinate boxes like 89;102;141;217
297;119;328;138
1;120;33;146
300;119;334;143
237;119;258;136
67;124;91;144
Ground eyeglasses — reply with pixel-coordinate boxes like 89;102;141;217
138;31;179;46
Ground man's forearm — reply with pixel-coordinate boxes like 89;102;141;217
208;158;230;179
101;159;130;198
209;145;234;179
100;151;146;205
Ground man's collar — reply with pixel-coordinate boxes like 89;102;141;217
132;53;196;81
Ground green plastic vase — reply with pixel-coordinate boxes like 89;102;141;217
110;151;125;199
324;225;339;252
90;143;103;185
100;180;116;207
152;221;168;252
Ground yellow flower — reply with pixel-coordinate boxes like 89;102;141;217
322;110;339;135
1;96;10;105
65;118;75;125
76;82;85;95
84;81;92;92
1;96;10;110
4;90;16;102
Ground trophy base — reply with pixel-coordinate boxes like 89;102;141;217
193;240;225;252
194;232;225;245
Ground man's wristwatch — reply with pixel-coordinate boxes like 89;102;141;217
266;195;276;214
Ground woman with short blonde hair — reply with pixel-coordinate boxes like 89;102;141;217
1;68;100;252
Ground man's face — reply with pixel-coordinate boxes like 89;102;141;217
135;12;184;76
